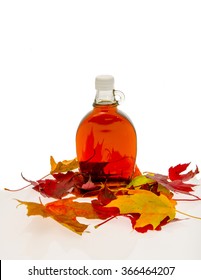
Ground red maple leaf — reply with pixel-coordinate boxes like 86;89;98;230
146;163;200;198
169;163;199;181
20;171;84;199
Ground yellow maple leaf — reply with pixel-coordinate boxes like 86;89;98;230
106;189;176;230
50;156;79;174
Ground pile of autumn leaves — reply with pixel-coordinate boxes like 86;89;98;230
6;157;200;235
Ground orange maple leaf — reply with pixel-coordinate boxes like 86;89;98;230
17;197;99;235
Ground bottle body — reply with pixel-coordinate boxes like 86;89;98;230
76;104;137;186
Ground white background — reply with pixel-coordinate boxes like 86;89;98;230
0;0;201;261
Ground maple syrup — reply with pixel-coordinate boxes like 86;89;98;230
76;75;137;186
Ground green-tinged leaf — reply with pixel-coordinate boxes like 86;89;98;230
127;175;155;188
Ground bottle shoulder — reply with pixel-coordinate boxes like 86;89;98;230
117;109;135;126
77;106;135;129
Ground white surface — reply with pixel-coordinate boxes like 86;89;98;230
0;0;201;260
1;186;201;260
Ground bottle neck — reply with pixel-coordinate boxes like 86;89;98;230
93;90;117;106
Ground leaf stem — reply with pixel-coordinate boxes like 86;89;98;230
174;198;201;201
94;216;117;228
176;209;201;220
4;173;50;192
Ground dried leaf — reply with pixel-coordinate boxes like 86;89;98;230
7;159;201;235
169;163;199;181
128;175;155;188
23;171;84;199
105;189;176;231
17;200;49;217
146;172;199;197
127;175;173;199
50;156;79;174
97;185;117;205
145;163;200;199
17;197;99;235
81;176;96;190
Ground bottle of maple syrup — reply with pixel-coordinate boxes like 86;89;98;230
76;75;137;187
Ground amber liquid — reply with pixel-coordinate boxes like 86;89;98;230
76;104;137;186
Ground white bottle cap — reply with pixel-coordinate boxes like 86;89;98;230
95;75;114;90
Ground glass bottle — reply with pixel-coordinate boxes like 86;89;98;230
76;75;137;187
